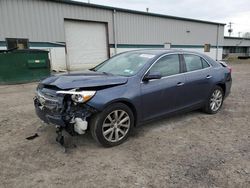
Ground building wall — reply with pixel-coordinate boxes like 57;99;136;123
223;37;250;57
224;37;250;47
0;0;113;43
0;0;225;69
115;11;224;46
0;0;224;45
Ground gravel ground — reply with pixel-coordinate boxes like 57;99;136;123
0;62;249;188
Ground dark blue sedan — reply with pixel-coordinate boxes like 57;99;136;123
34;50;232;147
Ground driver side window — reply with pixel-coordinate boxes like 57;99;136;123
150;54;180;77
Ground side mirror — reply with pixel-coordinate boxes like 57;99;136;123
143;71;162;81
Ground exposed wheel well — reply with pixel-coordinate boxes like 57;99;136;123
216;83;226;95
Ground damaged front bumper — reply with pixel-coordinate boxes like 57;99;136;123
34;87;97;135
34;98;66;127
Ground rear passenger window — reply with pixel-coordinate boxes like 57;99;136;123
184;54;202;72
184;54;210;72
150;54;180;77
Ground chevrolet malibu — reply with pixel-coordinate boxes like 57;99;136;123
34;50;232;147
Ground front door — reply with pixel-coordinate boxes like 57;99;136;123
140;54;185;121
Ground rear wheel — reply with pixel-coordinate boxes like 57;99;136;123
90;103;134;147
203;86;224;114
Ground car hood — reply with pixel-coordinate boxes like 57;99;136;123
41;70;128;90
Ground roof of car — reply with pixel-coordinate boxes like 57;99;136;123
125;49;189;55
125;49;216;61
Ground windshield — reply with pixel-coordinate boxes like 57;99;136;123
93;52;156;76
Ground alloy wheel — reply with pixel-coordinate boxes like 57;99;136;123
210;89;223;112
102;110;130;143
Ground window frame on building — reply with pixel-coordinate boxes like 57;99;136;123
6;38;29;50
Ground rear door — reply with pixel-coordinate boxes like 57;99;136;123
181;54;214;107
140;54;186;121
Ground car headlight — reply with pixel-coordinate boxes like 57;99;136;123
56;90;96;103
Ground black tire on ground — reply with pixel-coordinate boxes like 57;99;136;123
90;103;134;147
203;86;224;114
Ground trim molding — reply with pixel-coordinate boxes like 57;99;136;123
0;41;65;48
109;44;223;49
0;41;223;49
30;42;65;48
172;45;223;48
109;44;164;48
224;36;250;40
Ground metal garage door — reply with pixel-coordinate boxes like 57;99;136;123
64;21;108;71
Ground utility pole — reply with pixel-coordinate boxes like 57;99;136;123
228;22;233;36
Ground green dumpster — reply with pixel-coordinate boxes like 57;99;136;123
0;49;50;84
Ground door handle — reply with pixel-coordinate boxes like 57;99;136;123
177;82;184;86
206;75;212;79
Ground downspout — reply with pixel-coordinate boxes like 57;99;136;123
216;24;220;60
65;46;70;72
112;9;117;55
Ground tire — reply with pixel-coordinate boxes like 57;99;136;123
203;86;224;114
90;103;134;147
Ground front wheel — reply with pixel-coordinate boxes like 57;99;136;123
90;103;134;147
203;86;224;114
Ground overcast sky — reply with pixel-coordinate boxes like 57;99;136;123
75;0;250;37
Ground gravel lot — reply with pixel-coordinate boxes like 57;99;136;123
0;62;249;188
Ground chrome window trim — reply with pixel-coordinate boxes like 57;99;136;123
141;52;213;83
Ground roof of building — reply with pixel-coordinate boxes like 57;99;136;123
45;0;226;26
